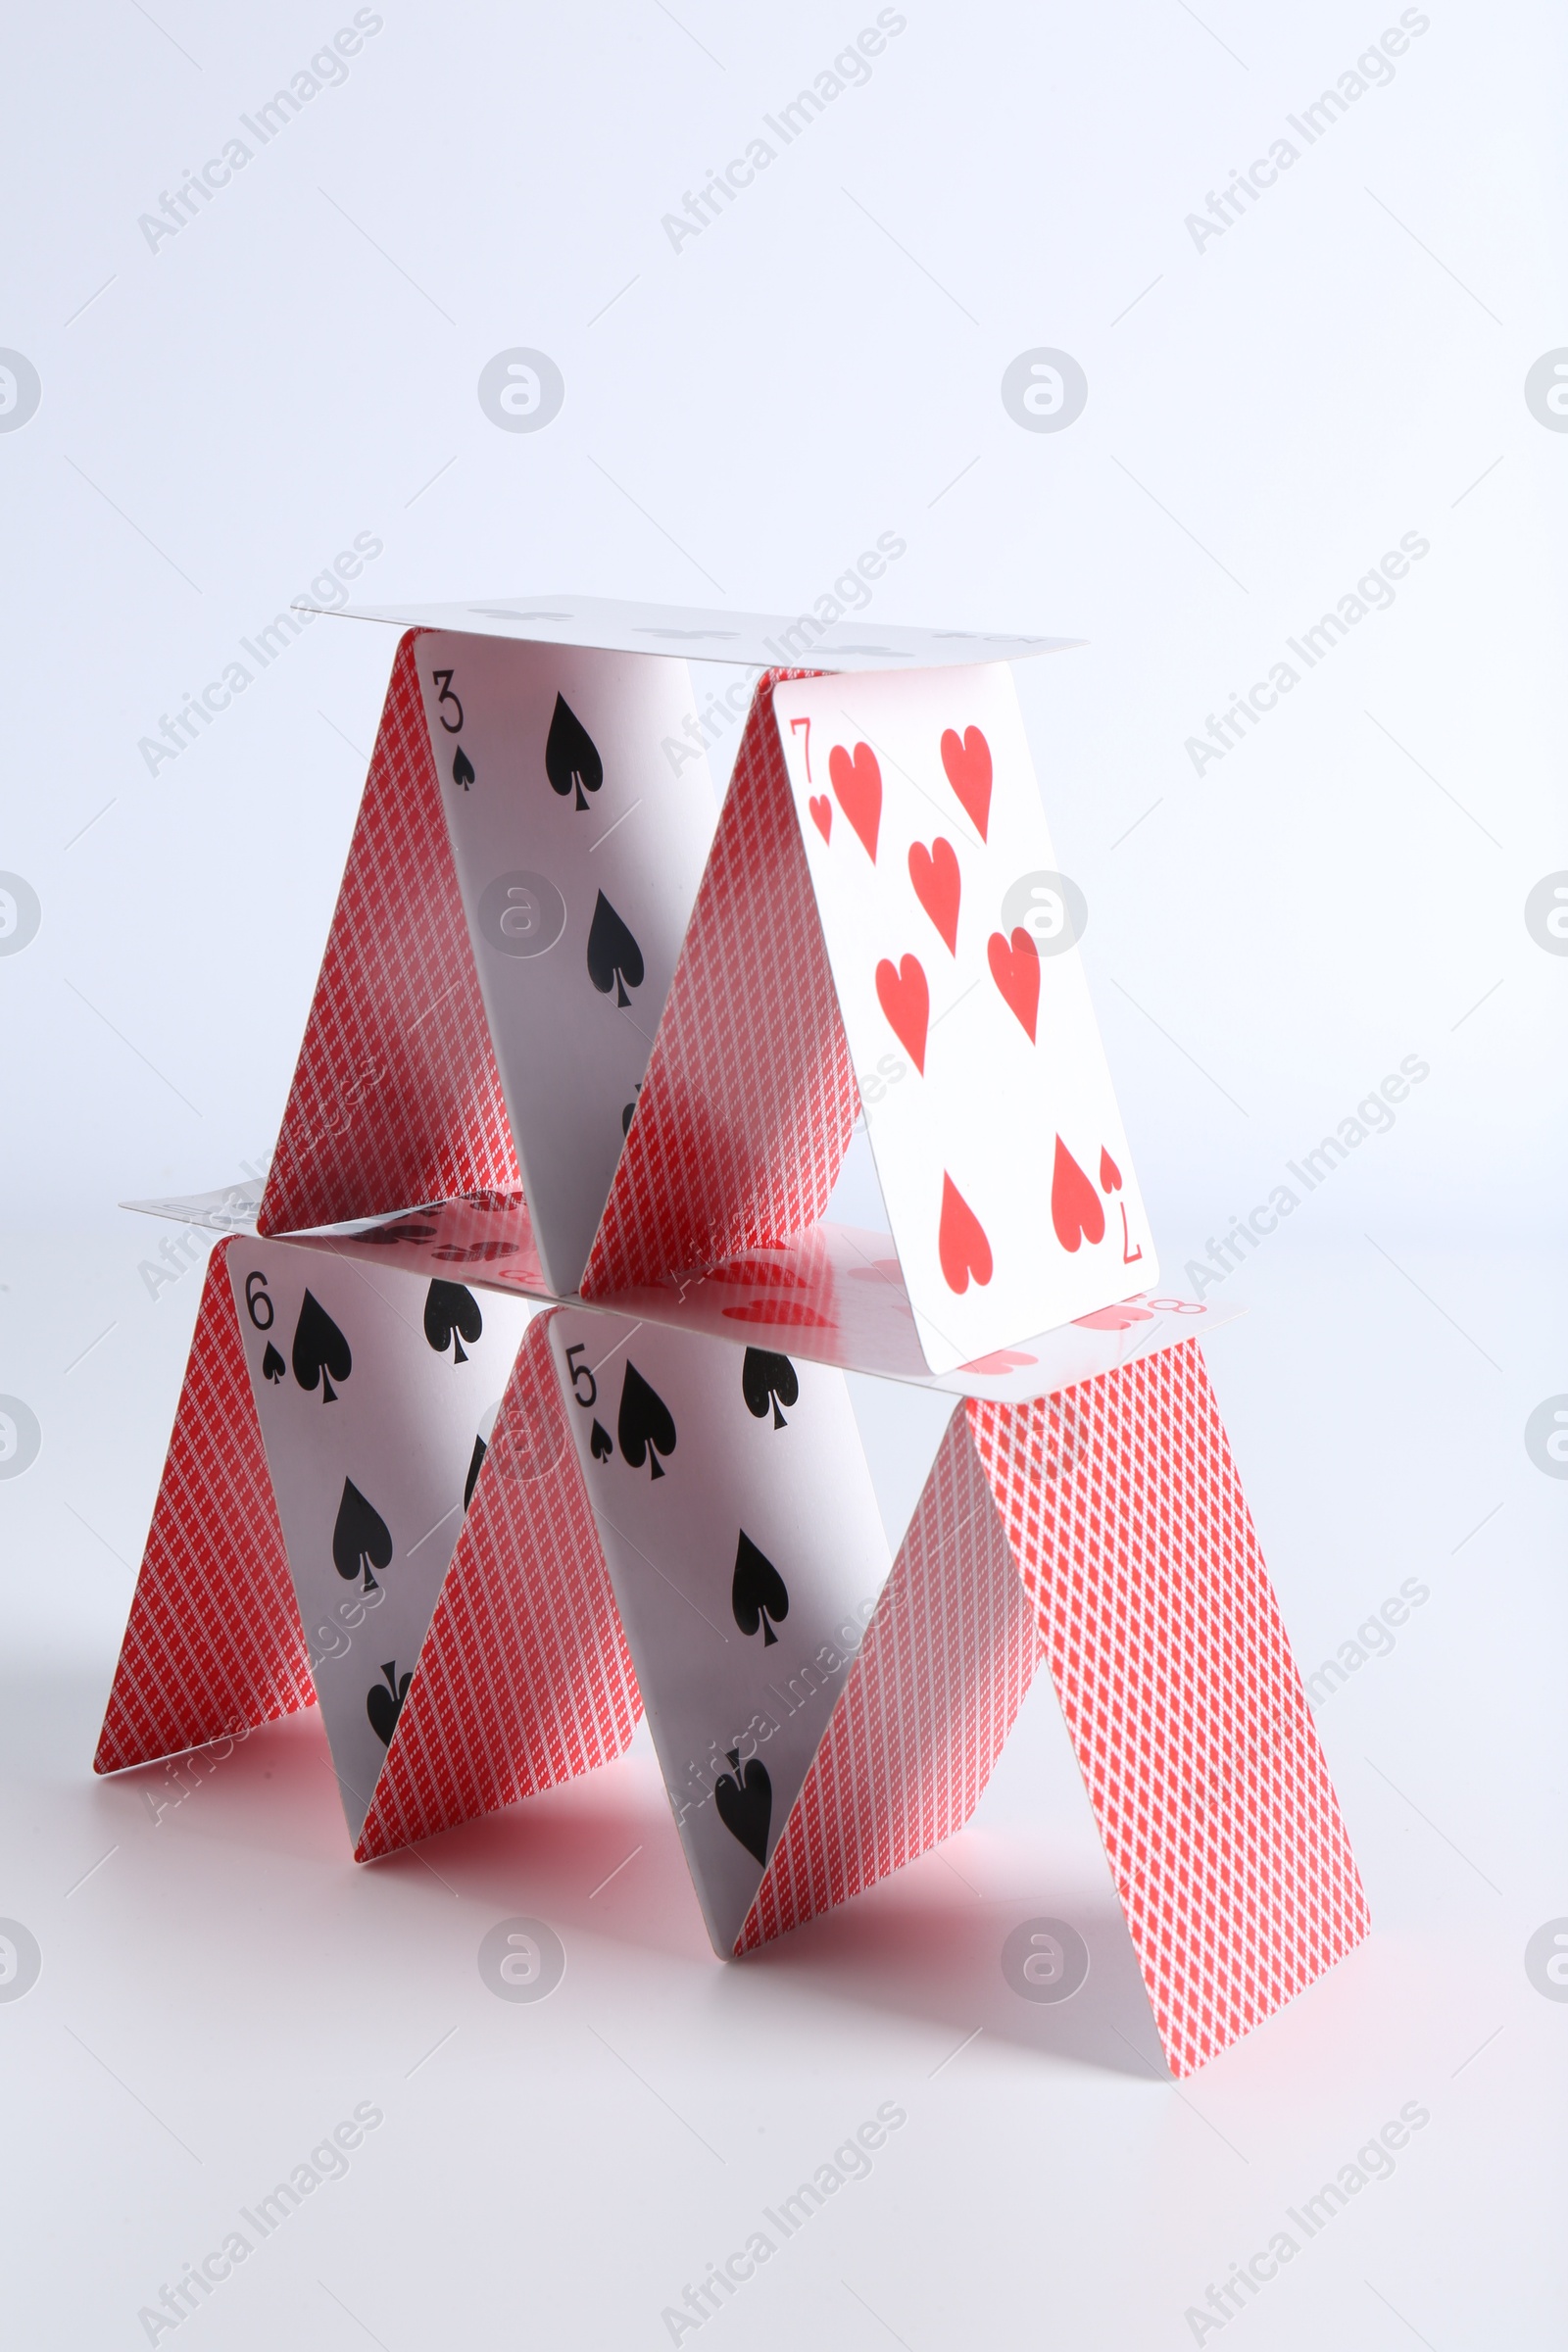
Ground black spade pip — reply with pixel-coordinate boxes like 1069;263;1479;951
291;1291;351;1401
332;1477;393;1592
615;1361;675;1479
367;1661;412;1746
463;1434;487;1512
545;693;603;809
731;1531;789;1646
423;1279;483;1363
714;1750;771;1864
741;1348;798;1430
586;892;644;1009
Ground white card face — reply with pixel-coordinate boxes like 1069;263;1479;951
547;1310;891;1953
413;632;718;1294
772;663;1157;1373
227;1240;530;1839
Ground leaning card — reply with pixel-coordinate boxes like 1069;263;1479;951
227;1238;530;1839
772;662;1157;1373
546;1309;891;1953
412;632;718;1294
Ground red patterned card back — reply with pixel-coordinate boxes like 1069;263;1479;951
354;1312;642;1860
968;1339;1371;2078
94;1242;315;1774
736;1406;1044;1951
583;671;858;1297
259;631;521;1238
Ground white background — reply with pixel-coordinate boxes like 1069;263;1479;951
1;3;1564;2345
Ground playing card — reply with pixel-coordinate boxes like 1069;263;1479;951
93;582;1365;2081
412;632;717;1293
772;663;1157;1372
739;1396;1044;1951
578;667;859;1301
226;1237;530;1838
546;1309;891;1953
